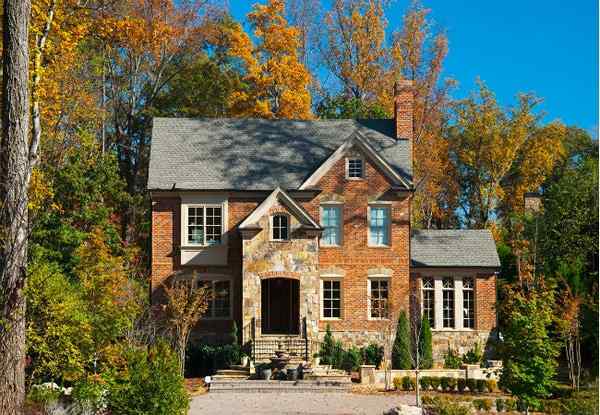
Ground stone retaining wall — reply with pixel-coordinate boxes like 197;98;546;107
359;364;501;386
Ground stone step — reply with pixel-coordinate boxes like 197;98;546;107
209;379;352;393
214;369;250;375
229;365;250;371
212;374;249;381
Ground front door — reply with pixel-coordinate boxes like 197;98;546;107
261;278;300;335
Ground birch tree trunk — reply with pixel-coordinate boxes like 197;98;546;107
0;0;32;412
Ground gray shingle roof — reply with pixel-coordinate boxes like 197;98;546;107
148;117;412;191
411;230;501;268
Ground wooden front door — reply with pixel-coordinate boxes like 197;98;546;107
261;278;300;335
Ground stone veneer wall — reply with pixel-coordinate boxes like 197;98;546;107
241;202;320;340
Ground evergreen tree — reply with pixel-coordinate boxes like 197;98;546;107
319;324;336;365
392;311;412;369
419;316;433;369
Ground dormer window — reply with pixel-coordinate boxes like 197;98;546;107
346;158;364;179
271;214;289;241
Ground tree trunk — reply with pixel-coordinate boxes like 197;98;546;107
0;0;32;412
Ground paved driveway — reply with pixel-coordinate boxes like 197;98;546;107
190;392;416;415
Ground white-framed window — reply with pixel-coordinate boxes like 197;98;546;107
271;214;289;241
463;277;475;329
321;279;342;319
368;278;389;319
185;205;222;246
197;279;232;319
422;277;435;327
321;205;342;246
346;157;364;179
442;277;455;328
368;206;390;246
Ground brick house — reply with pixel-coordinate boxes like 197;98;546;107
148;82;500;363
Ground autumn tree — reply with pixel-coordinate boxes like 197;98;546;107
228;0;313;119
388;1;457;229
162;276;211;375
448;80;566;228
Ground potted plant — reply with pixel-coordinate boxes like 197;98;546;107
241;354;249;367
312;353;320;366
261;364;272;380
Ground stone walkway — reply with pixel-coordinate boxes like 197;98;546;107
190;392;416;415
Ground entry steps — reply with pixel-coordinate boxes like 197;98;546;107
212;365;250;381
210;379;352;393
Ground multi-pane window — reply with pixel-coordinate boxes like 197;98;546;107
322;280;341;318
369;279;389;318
187;206;222;245
442;277;455;328
463;277;475;329
369;207;390;246
198;279;231;319
347;158;364;178
422;278;435;327
321;206;342;246
272;214;289;240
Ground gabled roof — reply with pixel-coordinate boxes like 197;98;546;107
238;187;321;230
411;230;501;268
148;118;412;191
299;131;411;190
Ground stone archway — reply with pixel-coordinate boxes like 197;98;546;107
261;278;300;335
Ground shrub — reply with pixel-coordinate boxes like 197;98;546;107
419;376;431;390
485;379;497;393
465;378;476;392
332;340;345;369
401;376;414;391
421;395;435;405
393;376;402;390
476;379;487;393
543;400;563;415
504;398;517;411
361;343;383;368
419;316;433;369
444;347;462;369
426;396;472;415
186;343;241;377
495;398;505;412
319;324;336;366
430;376;441;390
441;376;450;391
27;384;62;408
392;311;412;369
462;342;483;365
107;341;188;415
472;398;492;411
341;346;362;372
71;376;108;414
457;378;466;393
472;399;484;410
447;377;457;391
561;390;599;415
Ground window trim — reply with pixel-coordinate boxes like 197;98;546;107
270;213;290;242
320;277;343;320
345;157;365;180
182;203;225;248
421;277;435;328
195;275;233;320
462;277;475;329
424;274;477;332
367;204;392;247
367;276;390;320
320;204;343;247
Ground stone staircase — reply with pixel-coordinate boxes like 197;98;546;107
210;379;352;393
212;365;250;381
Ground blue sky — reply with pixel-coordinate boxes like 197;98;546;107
228;0;598;134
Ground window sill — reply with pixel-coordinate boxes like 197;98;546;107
431;328;477;332
368;317;390;321
321;317;342;321
320;244;342;248
367;245;391;249
181;244;223;250
345;177;365;181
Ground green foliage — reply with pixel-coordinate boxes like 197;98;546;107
475;379;487;393
361;343;383;367
495;398;505;412
185;343;242;377
465;378;476;392
419;316;433;369
447;377;457;391
419;376;430;390
319;324;336;366
444;347;462;369
393;376;402;390
26;384;62;407
457;378;466;393
560;387;599;415
499;279;560;410
400;376;414;391
107;341;189;415
316;95;389;119
71;376;108;413
485;379;497;393
504;398;517;411
341;346;363;372
430;376;441;390
422;396;473;415
392;311;412;369
462;342;482;365
25;260;92;383
472;398;492;411
440;376;450;391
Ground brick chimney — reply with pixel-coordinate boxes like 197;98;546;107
393;79;414;142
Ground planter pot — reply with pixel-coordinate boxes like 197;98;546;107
287;368;298;381
241;356;249;367
313;357;320;366
261;368;272;380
